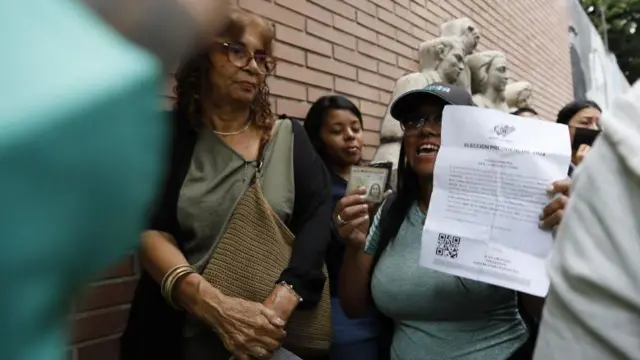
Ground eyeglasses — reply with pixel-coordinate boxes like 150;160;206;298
219;42;276;74
400;114;442;134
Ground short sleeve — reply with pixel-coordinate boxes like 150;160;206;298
364;201;385;254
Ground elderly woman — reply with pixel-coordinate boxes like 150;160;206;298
336;83;571;360
468;51;509;111
121;8;332;360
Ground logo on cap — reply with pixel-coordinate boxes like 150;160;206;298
424;84;451;94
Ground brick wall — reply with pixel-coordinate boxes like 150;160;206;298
70;1;573;358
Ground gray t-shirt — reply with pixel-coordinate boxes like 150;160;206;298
365;202;528;360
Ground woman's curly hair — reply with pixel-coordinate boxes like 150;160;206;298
174;7;275;146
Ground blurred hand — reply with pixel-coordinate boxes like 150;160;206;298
539;179;571;232
334;188;370;248
82;0;229;68
575;144;591;166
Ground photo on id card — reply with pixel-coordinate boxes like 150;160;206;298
347;165;389;203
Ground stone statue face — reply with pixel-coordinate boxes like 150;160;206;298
518;88;532;105
488;57;508;92
461;21;480;54
440;47;465;84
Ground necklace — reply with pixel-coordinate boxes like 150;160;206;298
212;120;251;136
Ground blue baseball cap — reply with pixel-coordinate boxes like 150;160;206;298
390;83;474;121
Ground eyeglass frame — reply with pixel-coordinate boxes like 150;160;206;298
399;113;442;134
216;41;276;74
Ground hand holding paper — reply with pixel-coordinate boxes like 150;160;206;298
419;106;572;297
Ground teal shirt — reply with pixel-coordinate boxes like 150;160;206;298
0;1;164;360
365;202;528;360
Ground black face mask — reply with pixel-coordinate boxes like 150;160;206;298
571;127;601;151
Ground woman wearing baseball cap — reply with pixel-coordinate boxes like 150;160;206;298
334;83;571;360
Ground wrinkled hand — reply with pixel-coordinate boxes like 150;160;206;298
334;188;370;248
575;144;591;166
192;286;286;360
539;179;571;232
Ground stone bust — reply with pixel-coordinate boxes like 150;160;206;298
505;81;533;109
468;51;510;111
440;17;480;92
378;36;465;143
418;36;466;85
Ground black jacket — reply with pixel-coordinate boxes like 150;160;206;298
120;112;332;359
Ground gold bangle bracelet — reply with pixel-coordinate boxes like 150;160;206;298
277;281;303;303
161;264;196;309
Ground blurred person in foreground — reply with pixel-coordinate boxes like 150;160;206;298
335;83;571;360
0;1;227;360
534;82;640;360
121;7;332;360
556;100;601;174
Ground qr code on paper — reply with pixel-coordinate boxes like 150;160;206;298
435;233;461;259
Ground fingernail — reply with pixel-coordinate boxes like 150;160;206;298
539;213;544;220
538;221;545;229
276;318;285;326
546;185;554;193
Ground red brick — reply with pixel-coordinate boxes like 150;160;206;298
358;69;395;91
371;0;394;12
357;40;396;64
276;98;311;118
379;91;392;105
71;307;130;344
307;19;357;50
335;78;379;102
309;0;356;19
334;15;377;43
275;24;332;56
76;338;119;360
274;41;306;66
364;130;381;146
275;0;333;25
357;10;395;36
333;46;378;72
276;62;334;89
307;53;357;80
307;87;330;103
76;279;138;313
267;77;308;101
362;145;377;160
378;62;407;80
396;55;418;72
377;34;415;59
239;0;305;30
362;115;382;132
360;100;388;117
343;0;376;16
377;7;412;35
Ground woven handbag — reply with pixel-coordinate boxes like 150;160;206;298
201;174;332;356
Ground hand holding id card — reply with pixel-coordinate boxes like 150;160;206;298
346;165;389;203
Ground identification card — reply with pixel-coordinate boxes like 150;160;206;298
347;165;389;203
